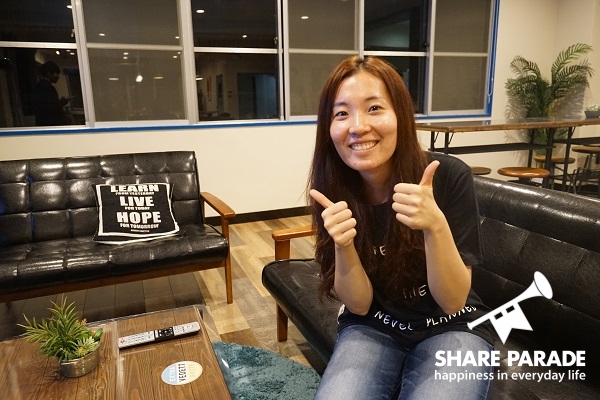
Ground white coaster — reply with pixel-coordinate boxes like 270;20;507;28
161;361;203;385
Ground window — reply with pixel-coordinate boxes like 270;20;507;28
430;0;493;114
81;0;185;123
286;0;358;117
0;0;83;128
364;0;429;114
191;0;280;121
0;0;497;130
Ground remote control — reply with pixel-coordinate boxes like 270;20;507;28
118;321;201;349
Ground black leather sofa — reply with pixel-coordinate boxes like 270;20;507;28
0;151;235;304
262;176;600;399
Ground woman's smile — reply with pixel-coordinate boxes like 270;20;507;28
350;141;378;151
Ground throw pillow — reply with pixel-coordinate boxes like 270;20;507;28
93;183;179;244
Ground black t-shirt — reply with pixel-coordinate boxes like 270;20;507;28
337;152;495;348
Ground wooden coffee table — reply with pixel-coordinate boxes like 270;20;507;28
0;305;231;399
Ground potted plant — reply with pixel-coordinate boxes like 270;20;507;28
18;296;103;378
585;104;600;118
505;43;594;150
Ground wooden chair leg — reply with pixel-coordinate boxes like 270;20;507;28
276;304;289;341
225;255;233;304
221;219;233;304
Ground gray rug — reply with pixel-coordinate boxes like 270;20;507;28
212;341;321;400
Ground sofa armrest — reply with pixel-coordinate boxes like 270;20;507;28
272;225;315;261
201;191;236;220
201;191;235;234
270;224;315;341
201;191;236;304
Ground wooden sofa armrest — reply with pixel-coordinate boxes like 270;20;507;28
272;225;315;261
201;191;236;220
201;191;236;236
201;191;236;304
271;224;315;341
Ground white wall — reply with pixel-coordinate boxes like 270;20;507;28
1;0;599;216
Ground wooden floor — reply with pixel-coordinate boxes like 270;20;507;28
0;215;325;372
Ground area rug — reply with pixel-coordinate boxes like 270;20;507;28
211;341;321;400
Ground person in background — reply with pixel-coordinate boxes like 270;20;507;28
308;55;495;400
33;61;73;126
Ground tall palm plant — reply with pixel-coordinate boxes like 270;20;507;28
505;43;594;147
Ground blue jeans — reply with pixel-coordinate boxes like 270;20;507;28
314;325;493;400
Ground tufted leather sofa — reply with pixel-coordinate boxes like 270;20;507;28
0;151;235;304
262;176;600;399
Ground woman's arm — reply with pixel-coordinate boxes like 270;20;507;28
392;161;471;314
310;189;373;315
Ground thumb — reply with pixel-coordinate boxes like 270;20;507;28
419;160;440;187
309;189;334;208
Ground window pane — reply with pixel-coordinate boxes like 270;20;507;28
289;53;351;116
195;53;279;120
83;0;179;46
191;0;277;48
431;56;488;111
0;1;75;43
288;0;357;50
364;0;428;52
435;0;492;53
0;47;84;128
377;56;426;113
88;49;184;121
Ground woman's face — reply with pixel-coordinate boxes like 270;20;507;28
329;70;398;184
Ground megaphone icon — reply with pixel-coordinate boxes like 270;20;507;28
468;272;553;344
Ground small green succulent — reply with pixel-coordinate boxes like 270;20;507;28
585;104;600;111
18;297;103;362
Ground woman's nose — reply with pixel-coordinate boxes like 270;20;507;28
348;112;371;135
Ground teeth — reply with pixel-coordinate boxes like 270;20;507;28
350;142;376;151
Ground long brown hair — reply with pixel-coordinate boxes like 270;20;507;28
308;56;429;305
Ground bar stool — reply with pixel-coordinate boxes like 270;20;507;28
571;146;600;196
532;155;575;190
497;166;550;186
470;166;491;175
571;146;600;170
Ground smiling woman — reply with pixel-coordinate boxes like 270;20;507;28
307;56;494;400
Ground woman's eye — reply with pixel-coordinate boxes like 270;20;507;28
369;105;382;112
334;110;347;117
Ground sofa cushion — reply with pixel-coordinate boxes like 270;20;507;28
0;224;227;293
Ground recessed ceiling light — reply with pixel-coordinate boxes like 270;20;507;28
242;35;248;38
99;33;106;37
123;52;129;55
109;77;119;81
301;16;309;20
196;77;203;81
196;9;205;14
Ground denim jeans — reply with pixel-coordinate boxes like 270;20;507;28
314;325;493;400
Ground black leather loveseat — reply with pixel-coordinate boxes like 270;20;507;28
262;176;600;399
0;151;235;304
